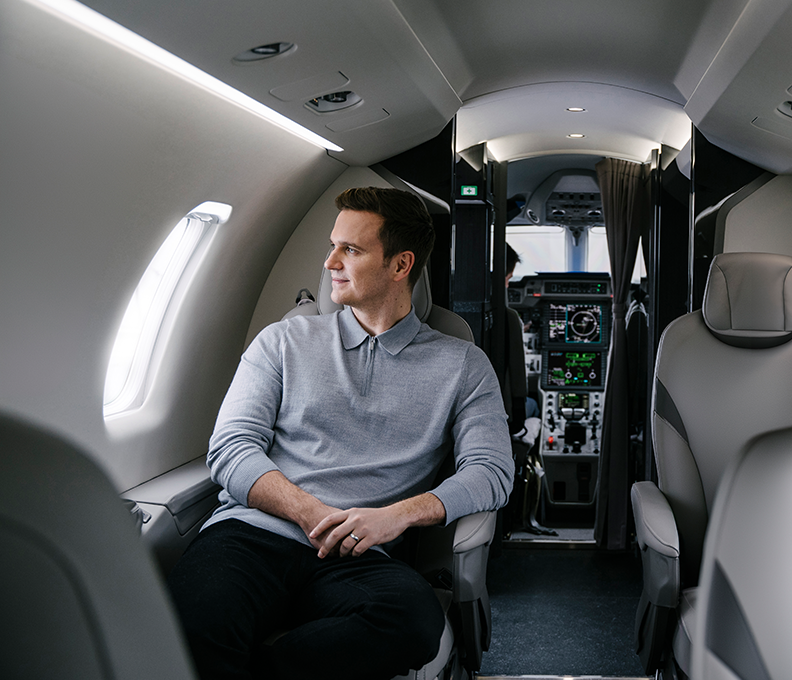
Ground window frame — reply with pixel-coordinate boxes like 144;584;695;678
103;202;231;419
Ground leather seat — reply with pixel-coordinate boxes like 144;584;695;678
0;414;196;680
284;264;494;680
691;426;792;680
632;252;792;678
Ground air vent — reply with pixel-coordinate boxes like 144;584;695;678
233;42;294;63
305;91;361;113
777;101;792;119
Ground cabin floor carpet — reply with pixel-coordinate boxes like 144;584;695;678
479;547;648;678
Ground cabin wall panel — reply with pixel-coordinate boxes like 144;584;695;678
0;0;346;489
722;175;792;255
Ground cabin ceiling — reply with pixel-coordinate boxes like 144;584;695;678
79;0;792;173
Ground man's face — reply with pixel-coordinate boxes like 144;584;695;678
325;210;394;310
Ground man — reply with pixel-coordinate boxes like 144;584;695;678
504;243;539;421
168;187;513;680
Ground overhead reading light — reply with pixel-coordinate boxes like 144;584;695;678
33;0;342;152
567;133;586;138
777;101;792;119
305;91;362;113
233;42;295;63
566;107;587;112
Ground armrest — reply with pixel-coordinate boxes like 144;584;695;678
453;511;496;553
632;481;680;558
452;511;496;672
632;481;680;608
122;457;220;575
452;511;495;602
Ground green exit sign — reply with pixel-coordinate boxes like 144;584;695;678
461;185;478;196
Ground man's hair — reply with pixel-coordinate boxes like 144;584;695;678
506;243;522;276
335;187;435;287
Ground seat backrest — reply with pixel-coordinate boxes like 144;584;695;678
691;426;792;680
652;251;792;586
0;414;196;680
283;262;474;342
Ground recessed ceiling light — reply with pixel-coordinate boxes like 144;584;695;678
567;133;586;138
305;91;362;113
567;107;586;112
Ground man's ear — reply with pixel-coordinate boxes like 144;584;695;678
392;251;415;283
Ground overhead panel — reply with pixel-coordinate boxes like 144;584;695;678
78;0;462;166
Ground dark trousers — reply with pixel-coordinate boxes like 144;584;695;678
167;519;445;680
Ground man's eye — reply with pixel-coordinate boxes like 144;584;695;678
346;247;357;255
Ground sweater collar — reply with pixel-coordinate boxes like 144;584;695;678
338;306;421;355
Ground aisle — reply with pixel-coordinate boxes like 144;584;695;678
479;548;648;678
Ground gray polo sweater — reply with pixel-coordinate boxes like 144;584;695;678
203;307;513;549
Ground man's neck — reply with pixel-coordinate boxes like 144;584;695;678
351;294;413;336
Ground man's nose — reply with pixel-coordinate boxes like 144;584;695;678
324;247;340;270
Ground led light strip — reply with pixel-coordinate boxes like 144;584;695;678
30;0;344;152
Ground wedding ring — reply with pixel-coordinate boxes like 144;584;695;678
349;532;361;542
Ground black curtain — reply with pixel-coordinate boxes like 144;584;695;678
594;158;649;550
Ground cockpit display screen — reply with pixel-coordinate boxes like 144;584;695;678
546;350;602;388
558;392;589;410
547;303;602;344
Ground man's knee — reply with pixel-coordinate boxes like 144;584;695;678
398;588;446;667
368;566;445;669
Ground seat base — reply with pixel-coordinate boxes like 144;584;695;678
671;587;697;677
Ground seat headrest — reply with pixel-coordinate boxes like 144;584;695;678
316;261;433;322
703;252;792;348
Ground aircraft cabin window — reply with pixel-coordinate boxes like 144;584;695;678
507;226;566;275
587;226;610;273
588;227;646;283
507;225;645;283
103;202;232;418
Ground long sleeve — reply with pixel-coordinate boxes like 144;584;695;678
430;342;514;524
207;323;285;507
